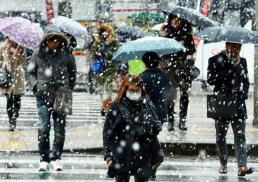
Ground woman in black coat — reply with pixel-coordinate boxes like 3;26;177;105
103;74;162;182
160;14;196;131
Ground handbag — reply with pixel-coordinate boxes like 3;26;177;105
207;94;238;119
90;57;105;75
190;66;200;80
53;87;73;115
0;68;11;88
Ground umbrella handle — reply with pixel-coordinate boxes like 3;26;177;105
10;45;25;59
13;45;24;56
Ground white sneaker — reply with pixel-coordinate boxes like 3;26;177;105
50;160;63;171
38;161;49;172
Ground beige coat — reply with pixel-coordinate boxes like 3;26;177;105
0;41;27;95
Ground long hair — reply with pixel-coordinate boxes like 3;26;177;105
115;74;146;105
166;14;193;35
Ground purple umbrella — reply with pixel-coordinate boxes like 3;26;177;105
0;17;43;50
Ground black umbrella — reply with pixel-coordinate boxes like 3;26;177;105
196;26;258;44
116;26;146;43
163;6;218;29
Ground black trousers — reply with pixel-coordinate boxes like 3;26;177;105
179;83;190;120
215;118;247;167
167;82;190;122
115;174;148;182
5;94;21;123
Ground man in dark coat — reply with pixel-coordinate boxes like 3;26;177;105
207;42;254;176
28;24;77;172
140;52;175;124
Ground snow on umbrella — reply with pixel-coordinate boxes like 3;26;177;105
0;17;43;50
116;26;146;43
51;16;88;39
163;6;219;29
196;26;258;44
112;36;185;62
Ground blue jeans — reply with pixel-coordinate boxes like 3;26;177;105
36;97;66;162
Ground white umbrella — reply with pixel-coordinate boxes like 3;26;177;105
51;16;88;39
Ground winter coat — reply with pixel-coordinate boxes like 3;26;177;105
89;23;119;85
103;97;162;178
207;51;250;120
160;52;193;87
163;26;196;55
160;26;196;86
0;41;27;95
140;68;176;123
28;25;77;104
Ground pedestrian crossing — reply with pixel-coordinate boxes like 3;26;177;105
0;154;257;181
0;92;105;129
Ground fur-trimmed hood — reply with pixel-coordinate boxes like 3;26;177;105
93;23;116;44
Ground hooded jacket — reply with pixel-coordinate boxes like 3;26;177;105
28;24;77;103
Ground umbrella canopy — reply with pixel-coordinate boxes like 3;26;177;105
163;6;219;29
196;26;258;44
52;16;88;39
112;36;185;62
0;17;43;49
116;26;146;43
128;59;145;75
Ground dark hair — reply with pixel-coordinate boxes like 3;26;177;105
142;51;160;68
167;14;193;34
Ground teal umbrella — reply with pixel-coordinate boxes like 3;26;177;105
112;36;185;62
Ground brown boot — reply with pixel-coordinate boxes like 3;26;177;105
238;166;255;176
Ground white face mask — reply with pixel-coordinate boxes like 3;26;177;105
126;91;141;101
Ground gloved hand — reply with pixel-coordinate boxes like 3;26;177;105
186;55;195;65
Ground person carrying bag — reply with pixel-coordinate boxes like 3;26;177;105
207;58;241;119
0;38;27;131
0;67;11;88
53;86;73;115
207;42;254;176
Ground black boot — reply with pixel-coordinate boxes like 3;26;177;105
179;119;187;130
9;119;16;132
167;119;174;131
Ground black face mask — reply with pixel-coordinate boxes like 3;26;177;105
38;45;62;59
